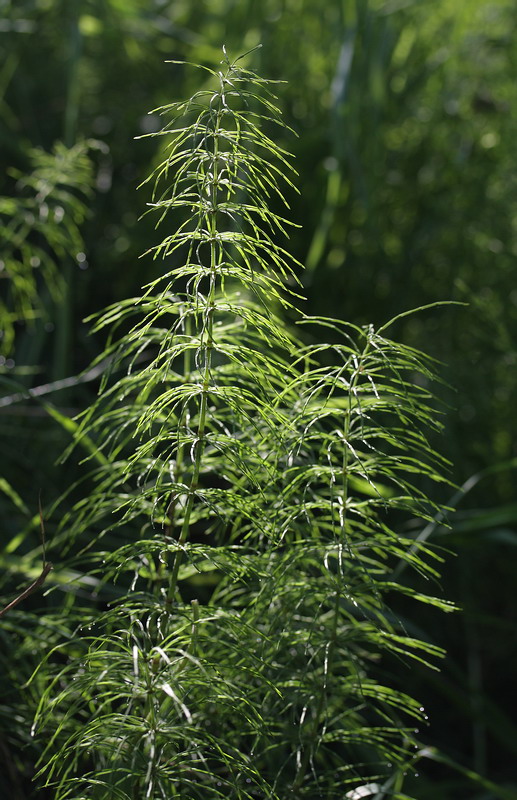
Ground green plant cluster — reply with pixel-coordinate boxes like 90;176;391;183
1;2;517;798
28;53;454;798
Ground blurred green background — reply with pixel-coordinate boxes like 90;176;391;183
1;1;516;797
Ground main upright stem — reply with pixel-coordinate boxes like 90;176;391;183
166;88;225;605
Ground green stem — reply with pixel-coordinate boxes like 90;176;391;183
64;0;81;148
53;0;81;383
290;339;370;794
166;97;223;605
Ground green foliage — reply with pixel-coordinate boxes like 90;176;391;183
31;51;454;800
1;2;516;798
0;141;93;356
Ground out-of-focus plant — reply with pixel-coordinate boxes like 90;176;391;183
0;139;95;800
0;141;93;357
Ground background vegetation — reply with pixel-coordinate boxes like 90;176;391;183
1;0;516;797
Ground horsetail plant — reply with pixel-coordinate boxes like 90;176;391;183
0;141;94;357
33;48;455;799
